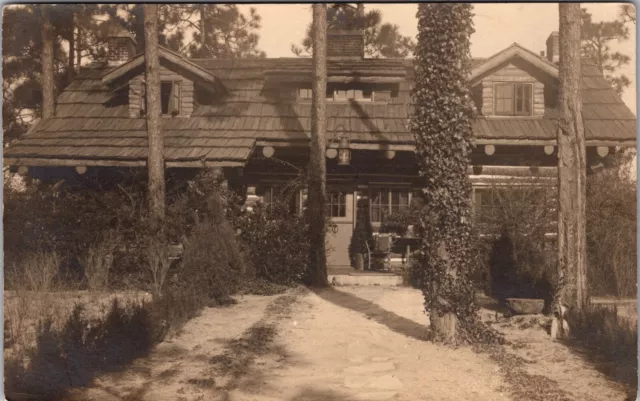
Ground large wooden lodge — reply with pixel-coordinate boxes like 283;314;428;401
4;26;636;268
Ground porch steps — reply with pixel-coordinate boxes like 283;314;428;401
328;268;404;287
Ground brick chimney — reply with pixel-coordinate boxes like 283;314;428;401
545;31;559;64
105;23;136;67
326;4;365;60
327;30;365;60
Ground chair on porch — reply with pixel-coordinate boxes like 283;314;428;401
370;233;396;271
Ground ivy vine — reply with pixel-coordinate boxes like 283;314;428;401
411;3;503;344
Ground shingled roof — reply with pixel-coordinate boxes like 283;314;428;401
4;49;636;168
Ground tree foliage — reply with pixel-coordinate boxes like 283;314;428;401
412;3;502;344
291;4;415;58
2;4;265;143
581;8;632;95
161;5;265;58
619;4;636;25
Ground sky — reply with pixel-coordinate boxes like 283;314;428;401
238;3;637;113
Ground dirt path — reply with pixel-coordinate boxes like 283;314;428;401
70;286;630;401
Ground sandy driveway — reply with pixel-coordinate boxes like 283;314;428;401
70;286;631;401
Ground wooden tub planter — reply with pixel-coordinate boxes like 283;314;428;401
505;298;545;315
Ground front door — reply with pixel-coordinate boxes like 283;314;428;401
326;189;354;267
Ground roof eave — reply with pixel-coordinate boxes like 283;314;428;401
469;43;559;84
101;47;222;90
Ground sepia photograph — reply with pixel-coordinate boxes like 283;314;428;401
2;3;637;401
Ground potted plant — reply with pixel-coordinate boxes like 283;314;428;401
349;198;374;270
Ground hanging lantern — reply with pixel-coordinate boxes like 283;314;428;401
337;137;351;166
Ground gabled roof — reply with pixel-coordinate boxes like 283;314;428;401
102;46;221;92
469;43;558;83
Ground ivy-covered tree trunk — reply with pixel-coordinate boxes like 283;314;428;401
144;4;166;226
553;3;587;339
412;4;488;344
41;5;55;119
307;4;329;287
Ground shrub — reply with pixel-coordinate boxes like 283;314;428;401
478;179;556;307
145;233;173;298
586;150;637;298
235;199;309;286
79;233;116;291
7;251;61;292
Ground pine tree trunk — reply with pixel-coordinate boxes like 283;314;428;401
307;4;329;287
554;3;587;339
41;5;55;119
144;4;166;227
67;14;76;82
76;26;82;72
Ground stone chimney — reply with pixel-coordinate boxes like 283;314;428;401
545;31;559;64
105;23;136;67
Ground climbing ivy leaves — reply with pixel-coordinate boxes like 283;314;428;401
411;4;503;344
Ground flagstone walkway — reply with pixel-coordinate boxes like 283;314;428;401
70;286;631;401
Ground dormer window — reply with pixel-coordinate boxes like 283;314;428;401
139;81;182;116
494;82;532;116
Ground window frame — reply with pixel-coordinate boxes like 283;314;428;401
493;82;533;116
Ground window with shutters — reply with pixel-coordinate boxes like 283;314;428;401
139;81;181;116
494;82;532;116
161;81;181;116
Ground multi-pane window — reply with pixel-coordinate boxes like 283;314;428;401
262;186;302;215
299;86;376;102
473;189;500;226
494;83;532;116
370;188;412;223
327;88;373;102
140;81;181;116
327;191;347;218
